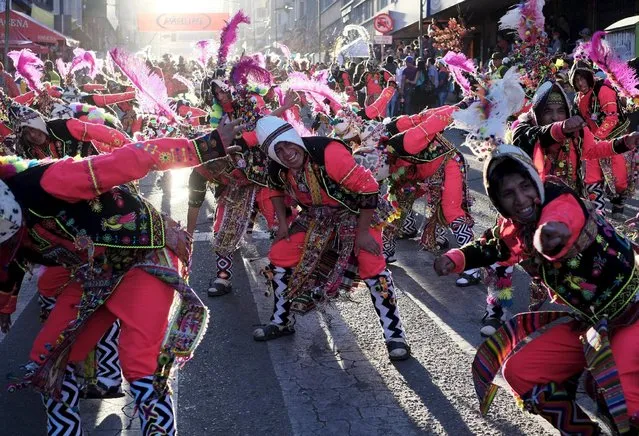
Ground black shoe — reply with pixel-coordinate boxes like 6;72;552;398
611;204;625;221
253;323;295;341
207;279;232;297
387;340;411;361
435;238;450;251
456;269;481;287
399;230;418;240
480;308;504;337
80;382;125;399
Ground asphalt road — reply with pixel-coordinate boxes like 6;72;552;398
3;129;634;435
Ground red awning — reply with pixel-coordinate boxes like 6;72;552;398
0;9;76;46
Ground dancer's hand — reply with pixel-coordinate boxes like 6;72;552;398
433;256;454;276
561;116;586;134
354;231;381;256
0;313;11;333
535;221;571;255
274;227;290;243
282;89;299;110
623;131;639;149
217;118;245;154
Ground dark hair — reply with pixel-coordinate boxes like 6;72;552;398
385;55;394;63
417;60;426;71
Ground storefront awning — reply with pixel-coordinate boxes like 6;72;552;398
0;9;78;46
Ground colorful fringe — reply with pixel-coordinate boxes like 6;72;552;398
472;311;570;415
583;318;630;434
213;184;257;256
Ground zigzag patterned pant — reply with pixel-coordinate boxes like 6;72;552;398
95;321;122;388
42;365;82;436
382;231;397;259
586;182;606;215
450;217;474;247
401;209;418;237
364;269;406;341
269;266;295;327
518;382;598;435
215;251;233;281
38;293;123;388
130;376;177;435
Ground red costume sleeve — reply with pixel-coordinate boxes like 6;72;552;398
13;90;35;106
40;131;228;202
594;85;620;140
396;105;455;132
534;193;586;261
403;106;455;155
65;118;130;153
324;141;379;194
581;127;631;159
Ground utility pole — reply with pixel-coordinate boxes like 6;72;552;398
418;0;424;58
317;0;321;64
3;0;9;68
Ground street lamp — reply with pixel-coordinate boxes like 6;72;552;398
274;4;293;45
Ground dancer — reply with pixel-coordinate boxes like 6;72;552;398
253;116;410;361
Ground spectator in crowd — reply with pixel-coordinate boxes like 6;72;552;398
576;27;592;46
549;30;564;55
383;55;398;75
412;59;429;112
436;62;451;107
490;52;508;78
402;56;418;115
394;58;406;116
0;62;20;97
43;60;61;86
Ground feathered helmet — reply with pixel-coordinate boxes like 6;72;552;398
451;67;526;160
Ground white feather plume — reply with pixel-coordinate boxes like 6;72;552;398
452;67;526;158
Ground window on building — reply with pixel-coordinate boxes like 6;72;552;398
378;0;389;9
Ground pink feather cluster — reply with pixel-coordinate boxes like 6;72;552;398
442;51;476;96
194;39;215;69
217;10;250;68
578;31;639;99
109;48;178;121
285;73;345;114
230;56;272;86
70;48;99;79
56;58;70;79
8;49;44;92
499;0;546;43
273;42;292;60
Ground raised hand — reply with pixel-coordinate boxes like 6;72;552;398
217;118;245;153
433;255;455;276
561;115;586;134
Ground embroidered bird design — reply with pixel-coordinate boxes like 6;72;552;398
101;212;137;231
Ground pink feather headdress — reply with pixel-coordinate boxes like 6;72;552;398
273;42;292;60
499;0;545;42
217;10;250;68
442;51;476;96
70;48;99;79
229;56;273;86
575;31;639;100
109;48;178;121
194;39;215;69
284;73;345;114
8;49;44;93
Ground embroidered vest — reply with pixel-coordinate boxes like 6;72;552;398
268;137;378;213
386;131;455;164
578;81;629;139
533;181;637;322
6;164;166;252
